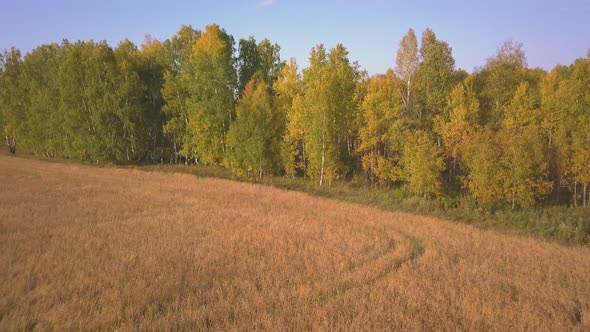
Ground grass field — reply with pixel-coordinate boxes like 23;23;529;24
1;155;589;330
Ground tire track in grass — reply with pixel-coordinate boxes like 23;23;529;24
318;223;426;303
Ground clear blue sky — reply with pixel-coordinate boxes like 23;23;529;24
1;0;588;75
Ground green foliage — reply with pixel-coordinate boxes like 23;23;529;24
539;70;565;146
463;126;551;210
302;44;360;185
137;36;168;161
227;81;282;175
161;25;201;162
0;48;25;153
184;24;237;165
499;128;552;209
58;40;143;162
237;37;284;95
256;39;285;89
114;39;153;160
2;24;590;223
19;44;64;156
462;129;504;208
237;37;260;95
415;28;456;129
276;59;304;177
401;131;446;197
502;81;540;131
476;40;528;126
303;44;335;184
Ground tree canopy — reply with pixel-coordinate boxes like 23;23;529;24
2;24;590;209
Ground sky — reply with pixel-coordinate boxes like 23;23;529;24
0;0;588;75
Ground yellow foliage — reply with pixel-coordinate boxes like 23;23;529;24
192;24;226;59
357;70;402;183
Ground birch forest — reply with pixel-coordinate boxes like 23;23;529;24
2;24;590;210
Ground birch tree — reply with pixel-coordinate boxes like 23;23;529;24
401;130;445;197
227;81;282;175
357;70;403;183
277;59;305;177
415;28;456;130
185;24;236;165
161;25;201;163
0;48;24;154
395;29;419;118
303;44;359;185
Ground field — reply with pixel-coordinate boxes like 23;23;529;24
1;155;589;330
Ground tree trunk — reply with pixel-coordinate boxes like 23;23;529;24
574;181;578;207
555;176;560;203
406;78;412;115
449;157;455;183
302;140;306;177
6;136;16;154
319;106;327;186
320;137;325;186
347;137;352;157
584;182;588;208
370;147;374;182
153;131;157;163
173;135;178;164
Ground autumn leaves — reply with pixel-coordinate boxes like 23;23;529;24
1;24;589;209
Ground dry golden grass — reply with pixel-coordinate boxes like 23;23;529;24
0;155;589;331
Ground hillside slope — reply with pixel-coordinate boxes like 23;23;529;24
0;155;589;330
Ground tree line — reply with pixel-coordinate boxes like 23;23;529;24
1;24;589;209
